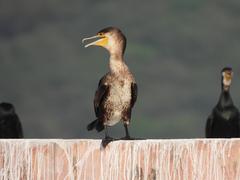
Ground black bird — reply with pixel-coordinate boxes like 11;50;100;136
206;67;240;138
0;102;23;138
82;27;138;147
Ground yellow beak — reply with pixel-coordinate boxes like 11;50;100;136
82;35;108;48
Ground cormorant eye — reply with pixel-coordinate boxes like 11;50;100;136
98;33;104;36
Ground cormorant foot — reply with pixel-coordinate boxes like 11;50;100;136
120;136;145;140
101;136;116;148
120;136;132;140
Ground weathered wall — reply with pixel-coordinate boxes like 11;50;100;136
0;139;240;180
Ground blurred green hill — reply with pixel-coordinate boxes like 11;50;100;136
0;0;240;138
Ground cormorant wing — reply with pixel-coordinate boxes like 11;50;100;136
0;114;23;138
94;76;109;117
131;83;138;108
205;113;214;138
238;111;240;137
15;115;24;138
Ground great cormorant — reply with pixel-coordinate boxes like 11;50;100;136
206;67;240;138
0;102;23;138
82;27;138;147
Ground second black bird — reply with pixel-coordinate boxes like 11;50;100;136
206;67;240;138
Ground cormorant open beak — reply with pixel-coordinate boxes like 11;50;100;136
82;35;108;48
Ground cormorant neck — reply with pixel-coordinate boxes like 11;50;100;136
217;89;233;109
109;52;127;74
110;52;124;61
221;79;231;91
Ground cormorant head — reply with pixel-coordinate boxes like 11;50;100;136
0;102;15;116
221;67;233;91
82;27;127;56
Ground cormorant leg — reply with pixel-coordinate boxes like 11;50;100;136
121;123;145;140
105;125;110;138
124;124;131;139
101;126;115;148
120;123;133;140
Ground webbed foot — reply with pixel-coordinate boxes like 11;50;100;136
101;136;116;148
120;136;145;140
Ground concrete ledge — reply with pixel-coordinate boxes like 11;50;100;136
0;139;240;179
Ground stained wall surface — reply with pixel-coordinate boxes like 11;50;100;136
0;139;240;180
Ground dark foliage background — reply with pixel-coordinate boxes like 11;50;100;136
1;0;240;138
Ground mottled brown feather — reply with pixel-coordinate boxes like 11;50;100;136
94;76;109;118
131;83;138;108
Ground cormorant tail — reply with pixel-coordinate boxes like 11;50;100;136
87;119;104;132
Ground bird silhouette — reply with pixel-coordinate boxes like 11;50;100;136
0;102;23;138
